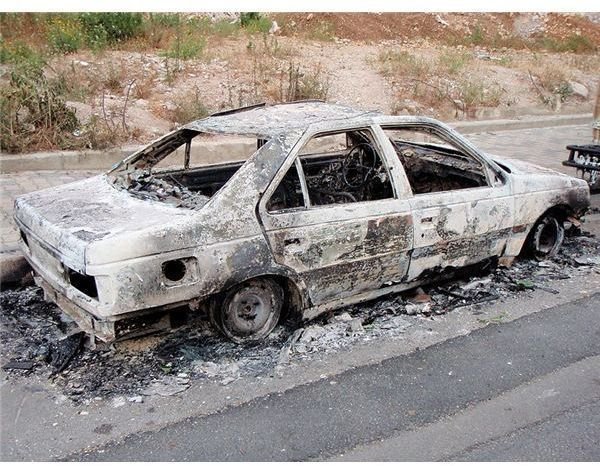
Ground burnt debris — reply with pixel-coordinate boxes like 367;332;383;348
112;169;210;210
1;232;598;404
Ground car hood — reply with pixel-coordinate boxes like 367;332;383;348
489;155;567;176
487;154;589;189
14;175;195;271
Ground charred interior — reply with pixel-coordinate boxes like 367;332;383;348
392;141;487;194
110;129;248;209
267;129;394;211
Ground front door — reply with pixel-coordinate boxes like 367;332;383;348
258;127;414;306
380;125;514;281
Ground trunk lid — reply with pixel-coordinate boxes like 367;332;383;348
14;175;193;271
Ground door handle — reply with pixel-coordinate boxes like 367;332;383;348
284;238;302;246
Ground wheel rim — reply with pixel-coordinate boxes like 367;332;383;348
228;291;271;333
221;282;281;339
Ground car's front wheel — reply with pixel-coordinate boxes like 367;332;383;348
527;214;565;260
210;278;283;343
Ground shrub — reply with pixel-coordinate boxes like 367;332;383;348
240;13;271;34
170;87;210;124
150;13;181;28
79;13;143;44
0;57;81;153
458;78;503;109
468;24;485;46
163;35;206;60
0;40;44;66
378;50;430;80
47;15;83;54
240;13;261;27
283;63;330;101
437;50;472;75
309;20;335;41
561;34;595;53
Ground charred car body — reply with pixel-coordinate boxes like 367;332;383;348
14;102;590;343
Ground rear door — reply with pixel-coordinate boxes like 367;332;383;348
258;125;414;306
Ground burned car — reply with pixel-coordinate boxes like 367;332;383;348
14;101;590;343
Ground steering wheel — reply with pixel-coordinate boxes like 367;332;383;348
342;142;377;189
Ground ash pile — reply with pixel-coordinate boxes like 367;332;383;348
1;233;598;405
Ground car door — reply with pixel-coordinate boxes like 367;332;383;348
258;125;414;306
380;124;514;282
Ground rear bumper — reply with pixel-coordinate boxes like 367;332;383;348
16;229;117;341
34;274;116;341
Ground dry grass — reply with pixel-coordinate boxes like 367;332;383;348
169;86;210;124
378;48;506;118
378;50;431;80
219;35;327;108
437;50;472;75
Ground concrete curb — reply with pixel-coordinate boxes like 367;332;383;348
0;251;31;287
0;113;592;174
450;113;592;134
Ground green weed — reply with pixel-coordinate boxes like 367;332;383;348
378;50;430;79
437;50;472;75
47;15;83;54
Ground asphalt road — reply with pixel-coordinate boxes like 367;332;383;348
448;399;600;461
69;293;600;461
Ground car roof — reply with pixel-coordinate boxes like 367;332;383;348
184;101;380;137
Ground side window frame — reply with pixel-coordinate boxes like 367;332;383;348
265;157;312;214
298;126;397;208
379;122;502;193
260;123;403;218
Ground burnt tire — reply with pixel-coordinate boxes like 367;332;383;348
527;214;565;260
209;278;283;343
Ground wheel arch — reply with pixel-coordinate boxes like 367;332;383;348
520;204;571;258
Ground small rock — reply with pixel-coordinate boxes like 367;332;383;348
574;255;600;266
269;20;280;35
192;361;219;377
331;312;353;323
127;395;143;403
298;326;326;344
221;376;236;386
538;260;555;268
435;14;449;26
405;303;419;315
294;343;308;354
347;318;364;334
569;81;588;99
111;396;126;408
405;302;431;315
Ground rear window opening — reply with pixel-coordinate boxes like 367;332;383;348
109;130;263;209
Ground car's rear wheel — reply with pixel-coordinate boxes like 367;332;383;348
210;278;283;343
527;214;565;260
